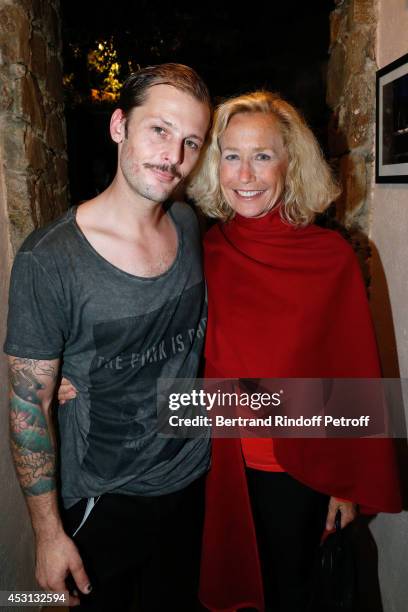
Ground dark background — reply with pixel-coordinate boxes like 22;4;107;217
61;0;335;203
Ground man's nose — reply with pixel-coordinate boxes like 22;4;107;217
162;139;184;167
238;161;255;183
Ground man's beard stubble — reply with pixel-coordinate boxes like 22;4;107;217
120;156;184;204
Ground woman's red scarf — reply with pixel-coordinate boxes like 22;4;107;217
200;209;401;612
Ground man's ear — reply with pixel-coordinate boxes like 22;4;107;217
110;108;126;143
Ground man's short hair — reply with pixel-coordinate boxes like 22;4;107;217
118;63;211;119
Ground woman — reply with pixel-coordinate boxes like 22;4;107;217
186;91;401;612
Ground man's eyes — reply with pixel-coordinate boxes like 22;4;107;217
185;139;199;151
152;126;167;136
151;128;199;150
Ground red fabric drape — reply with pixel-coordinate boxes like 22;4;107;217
200;209;401;612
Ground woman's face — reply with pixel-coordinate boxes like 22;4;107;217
219;112;288;218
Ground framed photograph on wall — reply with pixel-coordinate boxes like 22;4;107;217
376;52;408;183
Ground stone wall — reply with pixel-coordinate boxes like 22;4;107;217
0;0;68;253
327;0;377;241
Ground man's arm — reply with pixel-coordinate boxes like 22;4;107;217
9;357;58;496
8;356;91;605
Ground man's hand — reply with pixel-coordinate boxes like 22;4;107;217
36;529;91;607
58;377;78;405
326;496;357;531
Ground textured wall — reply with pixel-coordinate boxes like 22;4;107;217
0;0;68;253
0;0;67;606
369;1;408;611
327;0;377;233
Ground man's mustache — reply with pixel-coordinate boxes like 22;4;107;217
143;163;183;180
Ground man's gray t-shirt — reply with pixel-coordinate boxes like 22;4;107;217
5;202;210;508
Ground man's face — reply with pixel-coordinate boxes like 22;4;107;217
114;84;210;204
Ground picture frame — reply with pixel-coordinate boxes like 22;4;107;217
376;52;408;183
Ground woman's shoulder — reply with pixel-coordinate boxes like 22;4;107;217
306;223;356;261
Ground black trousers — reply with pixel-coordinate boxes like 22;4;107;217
246;469;329;612
63;476;205;612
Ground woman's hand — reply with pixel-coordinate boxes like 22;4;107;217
57;377;78;405
326;496;357;531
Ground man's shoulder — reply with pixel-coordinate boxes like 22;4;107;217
18;208;76;258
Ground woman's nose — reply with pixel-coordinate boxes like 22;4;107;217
238;161;255;183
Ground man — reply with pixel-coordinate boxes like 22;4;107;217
5;63;211;611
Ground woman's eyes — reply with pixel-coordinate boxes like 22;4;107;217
223;153;272;161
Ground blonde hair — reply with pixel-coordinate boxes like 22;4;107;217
187;91;341;226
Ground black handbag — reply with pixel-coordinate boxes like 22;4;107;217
308;510;355;612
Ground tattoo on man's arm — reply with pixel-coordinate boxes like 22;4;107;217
9;358;58;496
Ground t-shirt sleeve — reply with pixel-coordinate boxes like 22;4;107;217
4;251;67;359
